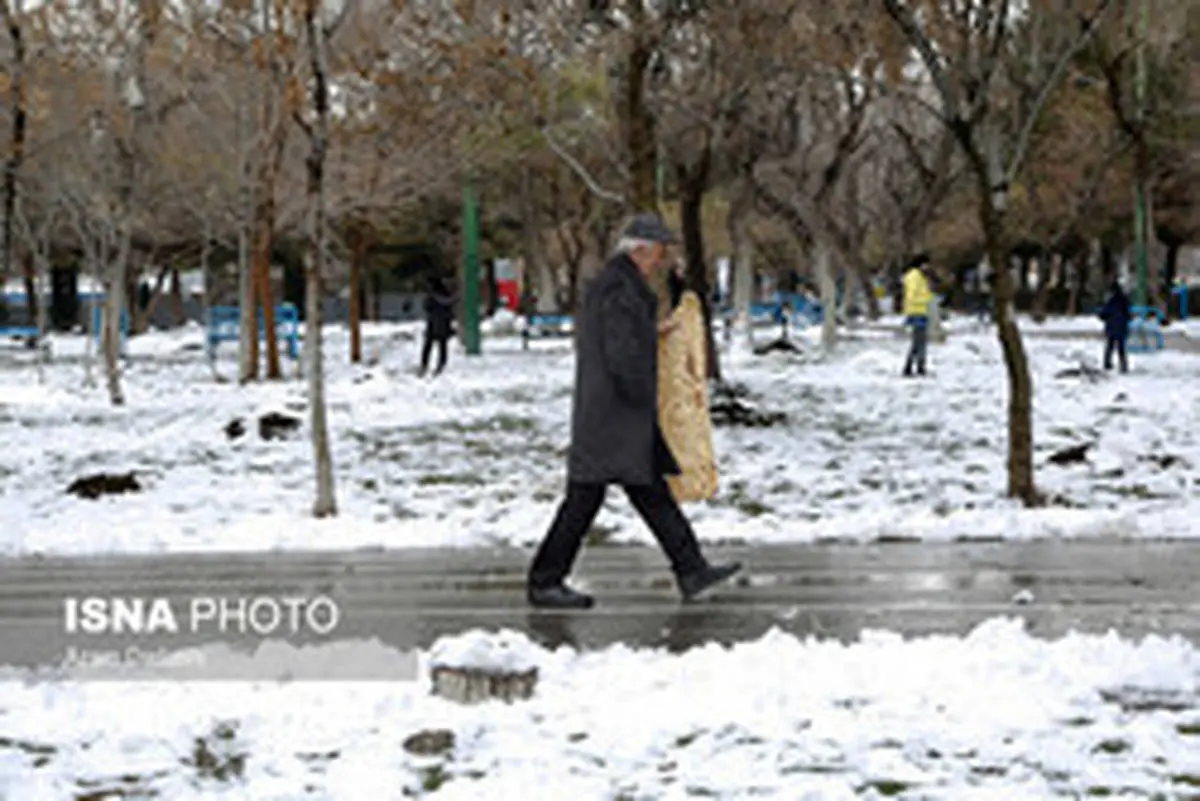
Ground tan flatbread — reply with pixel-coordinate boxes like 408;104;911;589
657;291;718;502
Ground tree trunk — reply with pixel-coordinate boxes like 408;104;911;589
251;198;281;379
169;267;185;326
33;240;49;380
980;177;1037;505
21;251;35;323
1066;255;1081;316
246;77;290;380
624;7;657;212
857;265;880;320
139;263;171;331
237;221;256;380
303;0;336;518
678;162;719;380
349;226;365;363
520;176;555;314
103;233;130;407
729;202;754;348
814;243;837;351
1;1;26;286
1031;255;1052;323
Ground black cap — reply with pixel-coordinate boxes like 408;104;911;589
908;252;931;269
621;212;679;245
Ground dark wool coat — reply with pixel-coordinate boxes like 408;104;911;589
424;292;455;340
567;253;680;485
1099;284;1132;340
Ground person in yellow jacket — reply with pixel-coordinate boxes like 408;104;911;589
902;254;933;376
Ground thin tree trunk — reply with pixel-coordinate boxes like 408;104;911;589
1031;255;1052;323
979;136;1037;505
83;237;101;389
169;266;184;326
237;219;256;380
729;202;754;348
251;194;281;379
815;244;837;351
140;263;171;331
21;250;35;323
1;0;26;286
103;231;130;406
1066;255;1081;316
519;170;555;313
303;0;336;517
624;4;657;212
678;165;719;380
34;238;49;381
349;226;364;363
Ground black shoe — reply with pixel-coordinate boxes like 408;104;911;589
527;584;594;609
678;562;742;601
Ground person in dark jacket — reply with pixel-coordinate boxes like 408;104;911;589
419;275;455;377
526;213;741;609
1099;279;1132;373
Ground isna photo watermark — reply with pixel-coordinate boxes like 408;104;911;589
63;595;341;636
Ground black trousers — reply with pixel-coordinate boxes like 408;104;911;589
420;335;448;375
1104;335;1128;372
528;478;707;589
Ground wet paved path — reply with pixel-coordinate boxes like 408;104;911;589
1;541;1198;669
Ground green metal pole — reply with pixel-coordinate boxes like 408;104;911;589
1133;0;1148;309
463;181;481;355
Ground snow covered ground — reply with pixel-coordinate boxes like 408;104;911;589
0;314;1197;555
1;620;1199;798
2;318;1199;798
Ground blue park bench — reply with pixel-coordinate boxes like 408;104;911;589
521;313;574;348
206;304;300;360
1127;305;1165;354
719;292;824;327
0;324;42;348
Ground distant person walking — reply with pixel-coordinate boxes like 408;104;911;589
1099;279;1132;373
419;275;455;378
902;253;933;377
527;213;741;609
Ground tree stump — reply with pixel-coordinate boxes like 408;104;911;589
428;630;540;705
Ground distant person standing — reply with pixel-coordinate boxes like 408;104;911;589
1099;279;1132;373
419;275;455;378
526;213;741;609
902;253;933;377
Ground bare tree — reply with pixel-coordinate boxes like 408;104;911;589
293;0;339;516
882;0;1116;505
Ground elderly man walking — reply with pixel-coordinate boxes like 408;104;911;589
527;213;742;609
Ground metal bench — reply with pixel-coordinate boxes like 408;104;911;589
0;325;42;349
521;314;573;348
1127;305;1164;353
206;304;301;360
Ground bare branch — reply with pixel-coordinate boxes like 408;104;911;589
1004;0;1115;184
538;125;625;204
882;0;962;119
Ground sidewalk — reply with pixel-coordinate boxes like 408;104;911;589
2;540;1197;667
